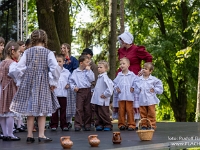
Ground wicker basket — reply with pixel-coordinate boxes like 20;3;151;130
136;118;154;141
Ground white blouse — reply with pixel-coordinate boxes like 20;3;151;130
53;68;71;97
8;47;61;86
113;71;137;101
134;75;163;106
91;72;114;106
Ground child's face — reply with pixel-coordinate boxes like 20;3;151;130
12;48;21;60
61;45;69;55
80;58;90;69
143;66;152;76
120;59;129;71
0;43;4;54
56;57;64;68
19;44;26;53
98;64;107;74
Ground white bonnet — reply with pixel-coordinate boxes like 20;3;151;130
118;31;134;45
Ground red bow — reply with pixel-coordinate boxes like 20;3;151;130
65;56;71;64
12;58;18;62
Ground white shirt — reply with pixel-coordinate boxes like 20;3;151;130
8;46;61;86
113;71;137;101
69;68;95;90
54;68;71;97
135;75;163;106
91;72;114;106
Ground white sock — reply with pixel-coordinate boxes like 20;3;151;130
6;117;15;137
66;116;72;123
135;119;140;127
16;119;23;128
0;117;7;136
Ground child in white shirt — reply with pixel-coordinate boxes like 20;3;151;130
113;57;137;131
69;55;95;131
135;62;163;130
50;54;71;131
91;60;114;131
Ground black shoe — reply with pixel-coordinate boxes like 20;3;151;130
17;126;26;132
3;136;21;141
13;128;17;133
75;127;81;131
38;137;52;143
2;136;9;141
0;134;3;139
148;127;155;130
26;137;35;144
21;125;27;130
119;126;125;130
85;127;91;131
51;127;57;131
141;126;148;130
67;122;72;129
62;127;69;131
127;127;135;131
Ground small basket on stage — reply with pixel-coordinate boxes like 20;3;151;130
136;118;154;141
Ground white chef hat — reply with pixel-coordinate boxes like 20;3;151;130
118;31;134;45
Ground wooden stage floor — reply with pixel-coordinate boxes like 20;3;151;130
1;122;200;150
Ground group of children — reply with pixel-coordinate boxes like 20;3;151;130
0;29;163;143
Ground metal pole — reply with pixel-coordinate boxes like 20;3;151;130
25;0;28;39
20;0;23;41
17;0;19;41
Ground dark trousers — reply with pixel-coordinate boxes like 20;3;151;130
50;97;68;129
74;88;92;128
91;104;96;124
95;104;112;128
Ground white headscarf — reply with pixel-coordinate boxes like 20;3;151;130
118;31;134;45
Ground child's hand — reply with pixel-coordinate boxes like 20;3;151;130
74;87;79;92
116;87;121;93
150;88;154;93
50;85;56;91
65;84;70;89
130;87;134;93
138;69;144;76
100;94;106;99
85;66;91;70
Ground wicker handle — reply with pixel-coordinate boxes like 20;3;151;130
138;118;152;130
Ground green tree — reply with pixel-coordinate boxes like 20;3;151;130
35;0;72;53
126;0;200;121
108;0;117;79
36;0;60;52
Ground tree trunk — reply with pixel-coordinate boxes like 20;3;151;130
196;51;200;122
154;1;189;121
53;0;71;45
36;0;60;52
119;0;124;34
108;0;117;80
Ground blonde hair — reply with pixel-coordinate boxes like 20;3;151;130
31;29;48;48
98;60;109;70
120;57;130;65
144;62;154;71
